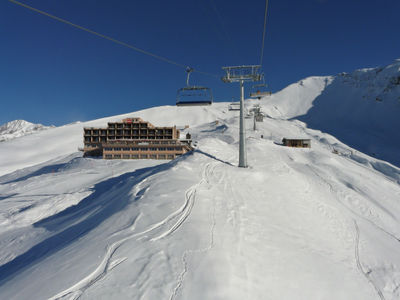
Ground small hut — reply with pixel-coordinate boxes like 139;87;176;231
282;138;311;148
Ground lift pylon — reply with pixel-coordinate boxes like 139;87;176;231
221;65;262;168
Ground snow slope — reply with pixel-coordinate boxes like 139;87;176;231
0;105;226;176
257;59;400;167
1;100;400;299
0;120;54;142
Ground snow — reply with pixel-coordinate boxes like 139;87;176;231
256;59;400;167
0;106;226;176
0;120;54;142
0;60;400;299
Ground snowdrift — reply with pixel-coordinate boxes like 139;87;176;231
258;59;400;167
0;60;400;299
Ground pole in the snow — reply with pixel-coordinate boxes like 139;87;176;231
253;108;257;131
221;65;262;168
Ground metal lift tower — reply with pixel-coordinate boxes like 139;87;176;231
222;65;262;167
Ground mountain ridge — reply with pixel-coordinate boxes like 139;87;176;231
0;120;54;142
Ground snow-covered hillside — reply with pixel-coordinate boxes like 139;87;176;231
259;59;400;167
0;107;226;176
0;120;54;142
1;96;400;299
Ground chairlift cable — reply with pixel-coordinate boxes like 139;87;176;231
259;0;269;67
8;0;218;78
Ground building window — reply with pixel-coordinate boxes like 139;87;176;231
123;154;130;159
150;154;157;159
104;147;112;151
140;154;148;159
158;147;166;151
167;154;174;159
113;147;121;151
141;148;148;151
123;147;130;151
167;147;174;151
131;147;139;151
105;154;112;159
150;147;157;151
159;154;166;159
114;154;121;159
132;154;139;159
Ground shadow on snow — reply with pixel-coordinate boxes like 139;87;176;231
0;160;177;286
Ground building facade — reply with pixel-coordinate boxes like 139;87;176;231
282;138;311;148
83;117;192;159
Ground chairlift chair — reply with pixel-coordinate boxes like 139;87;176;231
176;67;213;106
228;102;240;111
250;81;271;99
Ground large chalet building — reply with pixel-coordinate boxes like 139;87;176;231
83;117;192;160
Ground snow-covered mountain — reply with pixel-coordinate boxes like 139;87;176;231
0;61;400;300
0;120;54;142
259;59;400;167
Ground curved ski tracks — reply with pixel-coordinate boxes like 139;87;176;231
304;165;387;300
354;220;385;300
50;162;218;300
49;213;143;300
169;162;219;300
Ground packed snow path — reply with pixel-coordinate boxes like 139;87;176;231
1;103;400;299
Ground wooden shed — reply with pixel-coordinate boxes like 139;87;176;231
282;138;311;148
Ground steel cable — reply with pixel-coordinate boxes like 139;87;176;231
259;0;269;67
8;0;219;78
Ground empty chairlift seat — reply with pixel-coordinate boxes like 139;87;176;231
176;67;213;106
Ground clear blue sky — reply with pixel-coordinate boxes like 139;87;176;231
1;0;399;126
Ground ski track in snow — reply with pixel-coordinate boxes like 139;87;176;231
169;162;220;300
49;213;143;300
2;71;400;299
151;162;214;242
354;220;386;300
49;161;218;299
48;169;158;299
308;165;400;245
303;163;393;300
